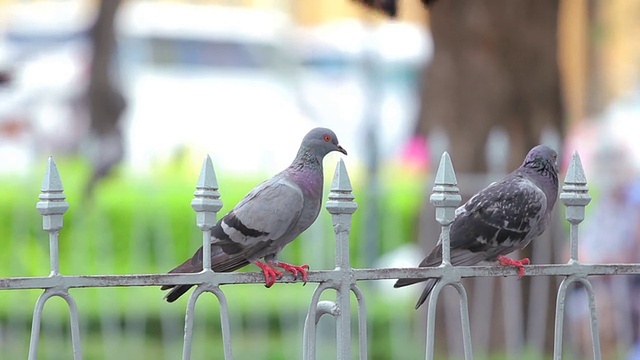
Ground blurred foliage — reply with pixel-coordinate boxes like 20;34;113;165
0;156;430;359
0;156;427;277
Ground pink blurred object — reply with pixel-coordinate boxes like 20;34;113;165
399;135;430;173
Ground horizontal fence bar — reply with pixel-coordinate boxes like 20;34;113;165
2;263;640;290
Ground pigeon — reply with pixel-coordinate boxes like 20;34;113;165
394;145;559;309
161;128;347;302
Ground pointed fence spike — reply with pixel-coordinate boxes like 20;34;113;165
191;155;223;232
564;151;588;185
430;152;461;226
434;152;458;186
330;159;353;192
41;156;64;192
37;157;69;224
326;160;357;215
560;151;591;263
196;155;218;190
36;157;69;275
560;151;591;227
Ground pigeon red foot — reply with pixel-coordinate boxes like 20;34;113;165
271;261;309;284
255;261;309;287
497;255;530;277
256;261;283;287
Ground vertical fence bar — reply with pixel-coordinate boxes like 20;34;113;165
452;283;473;360
425;281;446;360
553;276;573;360
183;155;225;360
325;159;358;360
61;292;83;360
350;284;368;360
303;283;333;360
36;157;69;276
425;152;462;360
579;278;602;360
554;151;596;360
501;258;524;358
182;289;202;360
30;157;81;360
182;285;233;360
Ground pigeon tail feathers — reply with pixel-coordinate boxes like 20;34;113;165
415;279;438;309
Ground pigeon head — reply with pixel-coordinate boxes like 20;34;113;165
521;145;559;208
298;128;347;161
522;145;558;174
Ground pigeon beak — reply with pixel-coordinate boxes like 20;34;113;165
337;145;347;155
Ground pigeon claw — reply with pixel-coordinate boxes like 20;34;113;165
256;261;283;288
497;255;530;278
270;262;309;285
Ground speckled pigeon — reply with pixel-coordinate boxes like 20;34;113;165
162;128;347;302
394;145;559;309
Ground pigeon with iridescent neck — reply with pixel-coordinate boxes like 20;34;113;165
395;145;559;309
162;128;347;302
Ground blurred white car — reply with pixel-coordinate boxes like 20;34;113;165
116;3;315;174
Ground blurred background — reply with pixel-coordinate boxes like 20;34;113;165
0;0;640;359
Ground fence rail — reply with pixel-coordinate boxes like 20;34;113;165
2;150;640;359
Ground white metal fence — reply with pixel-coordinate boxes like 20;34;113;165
2;148;640;359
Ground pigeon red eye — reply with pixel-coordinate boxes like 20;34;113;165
323;135;331;142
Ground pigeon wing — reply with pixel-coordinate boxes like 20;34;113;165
394;175;546;291
212;176;305;253
450;175;547;257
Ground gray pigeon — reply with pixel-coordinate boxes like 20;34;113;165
162;128;347;302
394;145;558;309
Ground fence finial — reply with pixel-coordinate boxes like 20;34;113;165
326;159;357;214
560;151;591;264
430;152;461;225
36;157;69;232
191;155;223;271
191;155;222;230
36;157;69;277
430;152;461;267
196;154;219;190
560;151;591;224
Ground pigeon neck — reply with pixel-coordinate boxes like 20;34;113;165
287;149;324;197
521;165;558;209
291;147;323;170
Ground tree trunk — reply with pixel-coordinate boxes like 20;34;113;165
415;0;565;355
85;0;125;196
416;0;564;171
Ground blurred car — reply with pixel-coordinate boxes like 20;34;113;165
116;2;315;174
